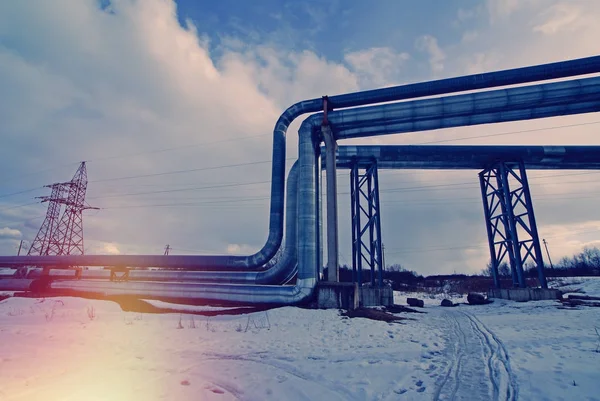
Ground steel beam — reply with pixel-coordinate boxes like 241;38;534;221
350;161;384;289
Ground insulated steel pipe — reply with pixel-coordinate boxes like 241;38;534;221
321;76;600;139
2;56;600;269
327;145;600;170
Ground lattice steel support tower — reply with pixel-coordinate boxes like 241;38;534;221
28;162;97;258
27;183;68;256
479;161;547;289
350;160;384;288
51;162;98;255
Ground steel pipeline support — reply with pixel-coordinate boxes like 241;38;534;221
499;163;527;288
518;162;548;289
479;171;502;289
479;163;547;289
350;160;384;289
480;167;522;287
322;124;339;282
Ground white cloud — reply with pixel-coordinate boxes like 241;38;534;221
415;35;445;74
226;243;256;255
457;8;478;22
533;3;584;35
487;0;523;21
102;243;121;255
344;47;410;87
461;30;479;43
0;227;22;239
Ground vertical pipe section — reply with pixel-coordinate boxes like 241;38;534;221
316;144;323;280
350;164;358;283
373;162;384;288
322;125;339;282
297;123;318;285
518;161;548;288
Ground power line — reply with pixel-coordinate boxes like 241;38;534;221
0;133;273;185
87;133;271;163
337;174;600;196
0;202;41;212
0;162;82;186
93;190;600;211
90;157;295;183
384;228;599;256
101;196;270;210
0;214;46;227
88;180;271;200
416;120;600;145
0;187;43;200
84;173;600;208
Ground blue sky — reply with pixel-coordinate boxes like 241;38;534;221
0;0;599;275
174;0;467;58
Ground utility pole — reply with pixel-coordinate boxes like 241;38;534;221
382;243;386;271
542;238;554;270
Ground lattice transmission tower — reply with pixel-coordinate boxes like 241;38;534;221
28;162;98;257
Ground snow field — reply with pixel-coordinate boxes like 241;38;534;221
0;276;598;401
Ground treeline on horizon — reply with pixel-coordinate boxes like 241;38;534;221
326;245;600;290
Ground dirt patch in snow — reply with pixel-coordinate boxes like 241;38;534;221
341;307;407;322
385;304;423;314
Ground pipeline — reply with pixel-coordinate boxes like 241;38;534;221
2;56;600;270
2;56;600;304
45;128;319;304
329;145;600;170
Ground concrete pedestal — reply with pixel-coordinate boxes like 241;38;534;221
488;287;562;302
316;282;393;309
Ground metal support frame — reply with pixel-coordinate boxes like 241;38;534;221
350;160;384;288
110;266;130;282
479;162;547;289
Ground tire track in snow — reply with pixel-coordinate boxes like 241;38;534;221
462;312;519;401
433;313;467;401
200;352;358;401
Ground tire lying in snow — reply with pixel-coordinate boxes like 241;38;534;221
441;299;455;307
467;292;492;305
407;297;424;307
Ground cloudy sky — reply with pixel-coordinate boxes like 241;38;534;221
1;0;600;275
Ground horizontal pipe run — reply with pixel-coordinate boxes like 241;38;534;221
325;145;600;170
325;76;600;138
47;279;317;306
333;100;600;140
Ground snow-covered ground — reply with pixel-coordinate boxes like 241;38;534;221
0;278;599;400
394;290;468;306
549;276;600;296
